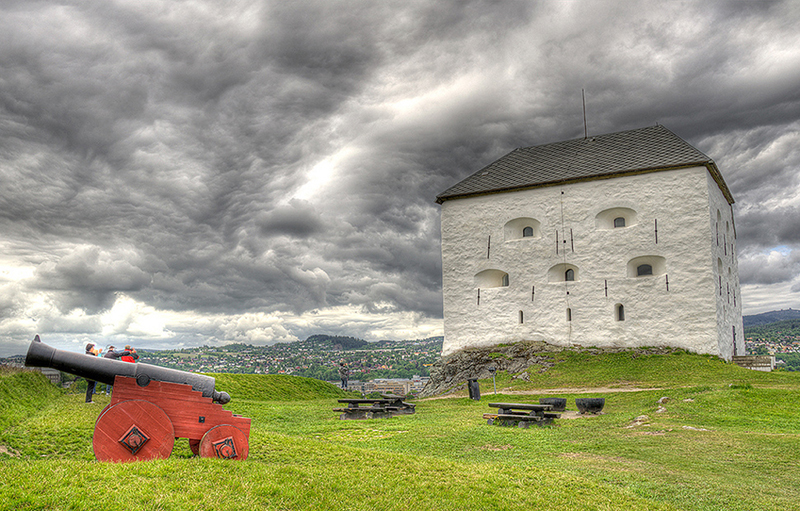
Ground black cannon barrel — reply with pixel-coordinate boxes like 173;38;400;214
24;336;230;404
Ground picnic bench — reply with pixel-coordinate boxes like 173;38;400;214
483;402;560;428
334;393;415;420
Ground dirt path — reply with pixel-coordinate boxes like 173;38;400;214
421;386;664;401
503;386;664;395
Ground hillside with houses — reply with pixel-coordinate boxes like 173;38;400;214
131;335;441;383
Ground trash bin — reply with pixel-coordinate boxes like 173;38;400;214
468;379;480;401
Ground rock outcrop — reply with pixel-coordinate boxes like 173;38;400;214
419;342;678;398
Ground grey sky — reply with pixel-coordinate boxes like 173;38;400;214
1;0;799;356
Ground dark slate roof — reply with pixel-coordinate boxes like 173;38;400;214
436;125;734;204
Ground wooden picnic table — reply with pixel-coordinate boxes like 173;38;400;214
484;402;560;428
334;394;415;420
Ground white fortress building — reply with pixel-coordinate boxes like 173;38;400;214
436;125;743;360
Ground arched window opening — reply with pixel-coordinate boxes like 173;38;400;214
474;269;509;289
616;304;625;321
519;310;524;324
595;207;637;230
503;218;541;241
548;263;578;282
566;308;572;322
626;256;665;278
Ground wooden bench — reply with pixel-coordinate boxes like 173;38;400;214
379;393;416;415
334;394;415;420
334;405;394;420
484;402;560;428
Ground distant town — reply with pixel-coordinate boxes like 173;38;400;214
135;334;442;394
743;318;800;371
745;329;800;355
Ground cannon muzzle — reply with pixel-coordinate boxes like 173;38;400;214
25;335;230;404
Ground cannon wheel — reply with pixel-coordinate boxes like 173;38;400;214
198;424;249;461
93;400;175;462
189;439;201;456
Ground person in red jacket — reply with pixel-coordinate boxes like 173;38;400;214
120;345;139;363
101;345;135;394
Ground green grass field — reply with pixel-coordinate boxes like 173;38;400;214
1;351;799;511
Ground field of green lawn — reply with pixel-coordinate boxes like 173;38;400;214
1;350;799;511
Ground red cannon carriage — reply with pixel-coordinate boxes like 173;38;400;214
25;336;251;462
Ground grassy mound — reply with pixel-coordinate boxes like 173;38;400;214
0;367;63;431
480;349;800;392
211;373;350;401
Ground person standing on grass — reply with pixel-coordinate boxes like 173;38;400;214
338;362;349;390
84;343;102;403
102;345;134;394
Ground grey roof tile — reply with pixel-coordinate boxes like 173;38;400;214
436;125;733;204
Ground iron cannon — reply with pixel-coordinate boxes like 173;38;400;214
25;335;251;462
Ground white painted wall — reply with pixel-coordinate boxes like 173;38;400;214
440;166;743;359
707;171;745;359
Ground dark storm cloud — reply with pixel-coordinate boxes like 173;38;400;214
29;245;151;314
256;200;324;237
1;0;799;355
735;205;800;248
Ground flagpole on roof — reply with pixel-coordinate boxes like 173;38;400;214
582;88;588;139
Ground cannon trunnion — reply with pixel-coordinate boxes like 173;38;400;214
25;336;251;462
